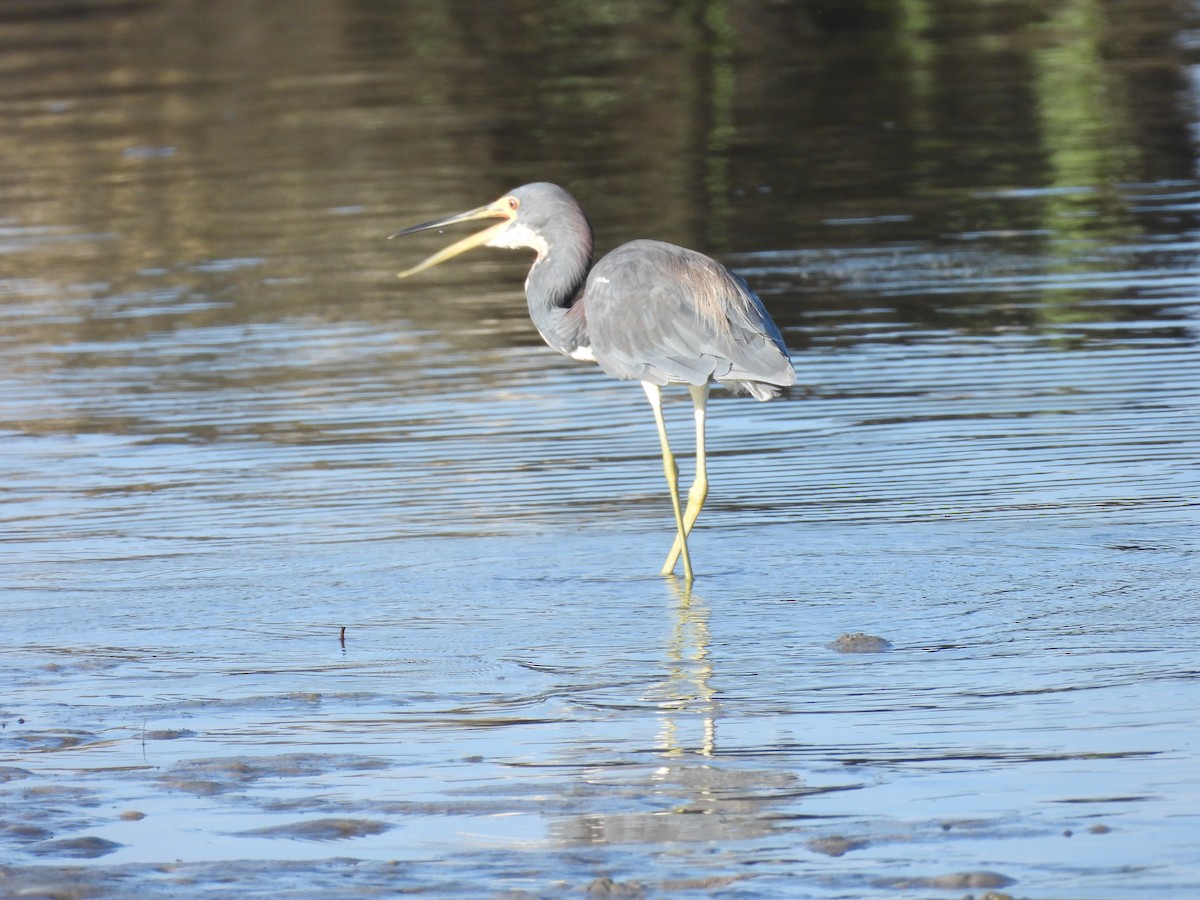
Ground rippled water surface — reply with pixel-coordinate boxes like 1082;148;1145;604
3;1;1200;897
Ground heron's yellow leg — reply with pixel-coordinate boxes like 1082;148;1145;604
662;384;709;574
642;382;693;582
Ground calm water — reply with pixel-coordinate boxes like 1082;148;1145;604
2;1;1200;897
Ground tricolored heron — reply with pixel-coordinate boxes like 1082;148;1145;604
392;182;794;582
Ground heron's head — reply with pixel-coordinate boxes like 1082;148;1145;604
391;182;589;278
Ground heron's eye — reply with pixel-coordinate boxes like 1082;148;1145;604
507;197;519;211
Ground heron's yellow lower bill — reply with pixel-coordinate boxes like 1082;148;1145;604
390;200;515;278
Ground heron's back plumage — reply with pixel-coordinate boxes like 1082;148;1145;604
579;240;794;399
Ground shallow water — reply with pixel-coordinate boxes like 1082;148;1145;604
3;1;1200;897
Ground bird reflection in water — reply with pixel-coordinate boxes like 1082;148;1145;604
547;579;795;848
658;575;717;759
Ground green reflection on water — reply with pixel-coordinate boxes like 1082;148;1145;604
1034;0;1138;192
1029;0;1144;326
680;0;737;252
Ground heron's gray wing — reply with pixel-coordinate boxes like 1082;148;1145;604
582;240;794;396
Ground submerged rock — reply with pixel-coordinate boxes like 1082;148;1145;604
28;836;124;859
807;834;870;856
585;876;645;897
878;870;1015;890
238;818;392;841
829;632;893;653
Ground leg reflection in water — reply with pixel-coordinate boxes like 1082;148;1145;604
658;575;716;759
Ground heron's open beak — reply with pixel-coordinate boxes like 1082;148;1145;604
389;199;515;278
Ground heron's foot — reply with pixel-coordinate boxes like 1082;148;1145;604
660;539;693;581
661;478;708;576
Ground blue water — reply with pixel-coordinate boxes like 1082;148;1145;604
2;2;1199;897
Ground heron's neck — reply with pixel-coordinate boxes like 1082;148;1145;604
524;231;592;357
